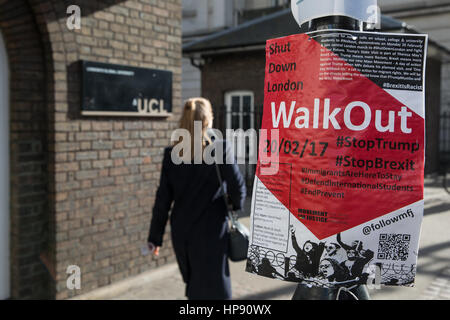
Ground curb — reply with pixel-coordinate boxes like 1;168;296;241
70;263;179;300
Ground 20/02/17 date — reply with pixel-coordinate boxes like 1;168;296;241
263;138;328;158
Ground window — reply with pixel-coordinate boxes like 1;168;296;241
224;91;256;194
225;91;254;130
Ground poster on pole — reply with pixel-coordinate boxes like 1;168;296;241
246;29;428;288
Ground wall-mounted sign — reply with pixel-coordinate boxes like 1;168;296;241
81;61;172;117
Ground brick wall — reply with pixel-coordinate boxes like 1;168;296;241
1;0;182;299
201;50;265;131
425;58;442;173
442;63;450;113
202;50;265;108
0;0;51;299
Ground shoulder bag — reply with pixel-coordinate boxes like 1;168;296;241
214;163;249;262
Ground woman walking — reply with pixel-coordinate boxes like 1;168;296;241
147;97;247;300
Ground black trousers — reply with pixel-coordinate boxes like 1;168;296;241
291;284;371;300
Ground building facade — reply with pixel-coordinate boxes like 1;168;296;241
377;0;450;155
0;0;182;299
184;9;449;176
184;0;450;169
181;0;289;101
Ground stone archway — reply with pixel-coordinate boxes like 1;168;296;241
0;0;50;299
0;28;9;300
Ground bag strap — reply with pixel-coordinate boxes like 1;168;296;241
214;162;238;228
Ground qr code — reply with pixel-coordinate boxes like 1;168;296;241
377;233;410;261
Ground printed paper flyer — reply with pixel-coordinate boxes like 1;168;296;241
246;29;428;288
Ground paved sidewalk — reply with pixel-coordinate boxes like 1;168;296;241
74;176;450;300
74;215;297;300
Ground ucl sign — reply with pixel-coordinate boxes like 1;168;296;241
81;60;172;117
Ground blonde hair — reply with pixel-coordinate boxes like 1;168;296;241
176;97;214;157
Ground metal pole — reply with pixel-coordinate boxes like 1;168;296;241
304;15;362;32
291;13;372;301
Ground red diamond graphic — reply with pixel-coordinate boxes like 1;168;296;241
257;34;424;240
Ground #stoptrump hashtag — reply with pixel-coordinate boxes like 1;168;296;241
336;136;344;147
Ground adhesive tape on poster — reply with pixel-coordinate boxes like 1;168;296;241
290;0;380;27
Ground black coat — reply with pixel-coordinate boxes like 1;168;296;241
148;142;247;300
